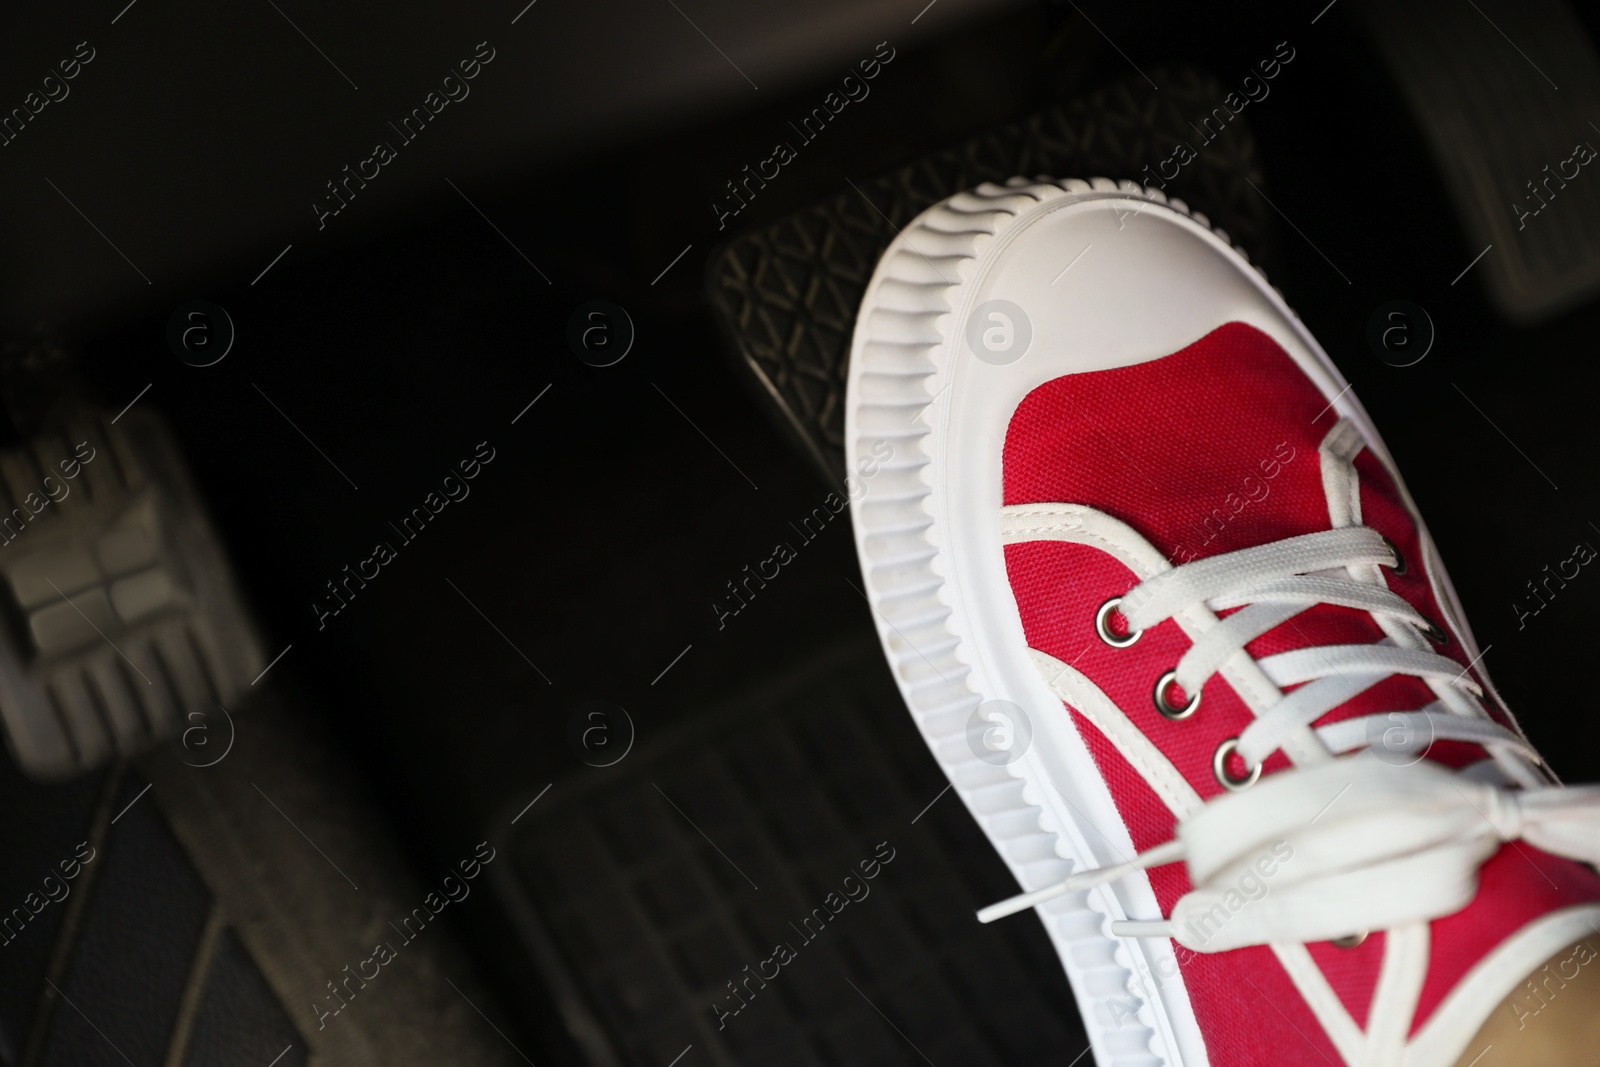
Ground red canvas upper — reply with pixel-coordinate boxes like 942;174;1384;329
999;322;1600;1063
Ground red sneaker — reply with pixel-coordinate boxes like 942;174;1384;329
845;177;1600;1067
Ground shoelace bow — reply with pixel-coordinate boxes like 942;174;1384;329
981;525;1600;951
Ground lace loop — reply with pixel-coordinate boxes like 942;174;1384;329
983;756;1600;952
1120;527;1392;631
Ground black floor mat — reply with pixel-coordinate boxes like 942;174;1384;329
495;638;1086;1067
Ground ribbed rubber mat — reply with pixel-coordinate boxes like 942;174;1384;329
1;766;304;1067
2;675;531;1067
0;761;104;1063
181;930;307;1067
39;777;213;1067
497;640;1086;1066
707;65;1272;482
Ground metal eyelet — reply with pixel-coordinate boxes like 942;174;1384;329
1331;932;1368;949
1095;597;1142;648
1153;670;1199;720
1418;616;1449;646
1213;737;1260;791
1379;535;1407;576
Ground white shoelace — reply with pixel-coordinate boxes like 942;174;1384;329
981;525;1600;951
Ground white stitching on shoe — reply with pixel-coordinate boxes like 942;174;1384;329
1027;647;1201;819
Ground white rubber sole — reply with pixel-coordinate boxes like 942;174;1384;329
842;177;1497;1067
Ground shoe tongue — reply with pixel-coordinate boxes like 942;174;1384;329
1002;323;1442;742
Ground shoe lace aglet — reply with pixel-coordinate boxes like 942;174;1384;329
977;840;1184;924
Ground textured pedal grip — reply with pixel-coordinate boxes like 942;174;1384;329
0;409;265;780
707;65;1274;483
